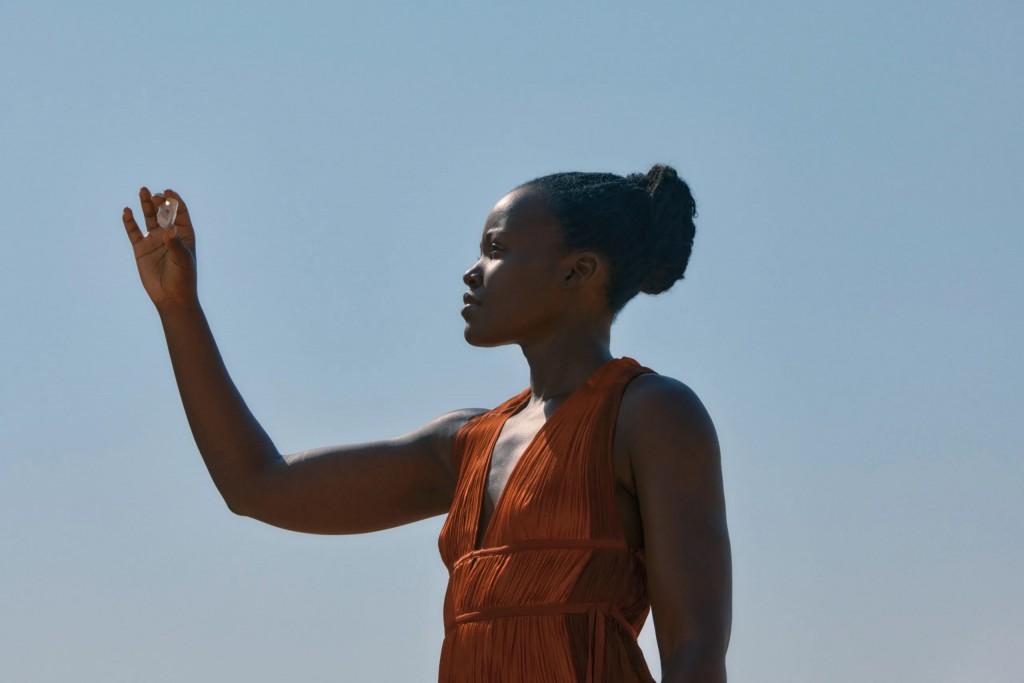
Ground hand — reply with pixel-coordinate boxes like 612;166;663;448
122;187;197;310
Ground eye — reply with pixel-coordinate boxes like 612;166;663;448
487;242;504;257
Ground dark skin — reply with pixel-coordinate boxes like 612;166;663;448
122;185;731;682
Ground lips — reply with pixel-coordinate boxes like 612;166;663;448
463;292;482;306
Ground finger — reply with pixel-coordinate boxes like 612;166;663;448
122;207;144;245
162;226;179;248
162;188;195;242
151;191;166;214
162;225;195;266
139;187;158;231
162;188;189;221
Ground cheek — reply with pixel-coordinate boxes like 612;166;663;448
485;255;555;291
496;271;565;326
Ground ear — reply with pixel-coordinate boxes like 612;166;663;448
562;251;603;288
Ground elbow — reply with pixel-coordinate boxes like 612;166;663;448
218;480;262;518
224;495;251;518
214;465;275;519
222;481;268;519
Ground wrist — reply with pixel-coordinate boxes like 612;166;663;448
155;294;202;320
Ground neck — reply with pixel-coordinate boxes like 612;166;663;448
518;324;613;404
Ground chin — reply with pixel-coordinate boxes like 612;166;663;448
463;324;511;348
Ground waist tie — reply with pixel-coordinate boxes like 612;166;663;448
446;602;632;683
452;538;643;571
446;540;646;682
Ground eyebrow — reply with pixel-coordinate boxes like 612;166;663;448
480;228;508;249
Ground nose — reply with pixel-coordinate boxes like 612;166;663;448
463;262;482;288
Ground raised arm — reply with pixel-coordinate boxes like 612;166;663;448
122;187;480;534
619;374;732;683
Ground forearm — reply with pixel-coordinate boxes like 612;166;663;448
158;298;280;511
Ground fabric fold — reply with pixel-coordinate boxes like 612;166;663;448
437;357;656;682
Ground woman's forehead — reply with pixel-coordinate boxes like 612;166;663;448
484;187;558;236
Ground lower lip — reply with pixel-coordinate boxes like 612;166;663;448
461;304;476;317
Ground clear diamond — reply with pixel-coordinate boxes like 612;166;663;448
157;198;179;228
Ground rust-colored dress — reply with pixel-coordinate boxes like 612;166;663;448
437;357;657;682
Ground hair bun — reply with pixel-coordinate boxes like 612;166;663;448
521;164;698;313
628;164;697;295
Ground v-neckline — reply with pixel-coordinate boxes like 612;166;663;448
472;358;619;550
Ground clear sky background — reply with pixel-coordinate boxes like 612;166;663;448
1;1;1021;681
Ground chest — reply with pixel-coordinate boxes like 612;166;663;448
481;409;544;517
476;405;644;549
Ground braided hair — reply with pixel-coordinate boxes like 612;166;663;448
520;164;698;314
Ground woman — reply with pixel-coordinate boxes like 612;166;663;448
121;164;731;682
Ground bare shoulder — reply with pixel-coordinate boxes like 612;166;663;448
411;407;490;483
414;407;489;443
618;373;719;463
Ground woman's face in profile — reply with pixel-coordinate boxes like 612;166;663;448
461;187;572;347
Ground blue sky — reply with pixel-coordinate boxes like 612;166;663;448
1;1;1021;681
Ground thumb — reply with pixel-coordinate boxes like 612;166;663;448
162;227;193;263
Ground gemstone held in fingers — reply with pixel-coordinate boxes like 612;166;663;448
157;198;179;228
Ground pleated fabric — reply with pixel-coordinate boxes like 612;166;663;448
437;357;657;682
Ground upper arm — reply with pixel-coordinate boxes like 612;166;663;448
236;408;486;535
619;375;731;677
